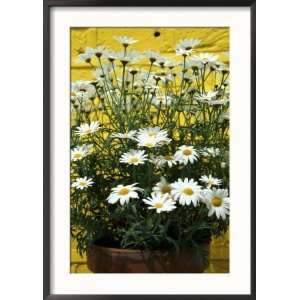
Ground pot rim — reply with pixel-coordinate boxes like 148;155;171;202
89;244;146;254
89;241;210;254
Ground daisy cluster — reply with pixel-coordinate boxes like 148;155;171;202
106;177;229;220
71;35;229;115
115;127;197;167
72;125;229;220
70;34;230;252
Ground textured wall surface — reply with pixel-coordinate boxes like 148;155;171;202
70;27;230;273
71;27;229;80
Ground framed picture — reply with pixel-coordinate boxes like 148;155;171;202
44;0;256;299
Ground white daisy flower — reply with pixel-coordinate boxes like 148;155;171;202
77;53;92;64
223;79;230;87
219;112;230;123
149;154;177;169
207;99;229;106
130;79;144;89
93;65;112;79
135;135;161;148
196;91;229;106
143;192;176;213
152;95;173;107
180;72;194;84
200;175;222;188
71;145;89;161
120;149;148;166
221;162;227;169
107;183;143;205
135;127;171;148
72;177;94;190
82;100;94;112
114;35;138;46
71;80;96;101
116;50;141;65
192;53;219;66
211;62;227;72
186;58;204;70
153;177;173;195
154;56;168;68
202;188;230;220
71;98;93;113
176;39;201;51
201;147;220;157
175;145;199;165
128;67;140;76
104;50;119;62
195;91;218;102
94;45;107;58
152;74;165;83
138;127;168;138
162;154;177;168
77;47;96;63
171;178;203;207
75;121;100;136
176;48;193;57
111;130;137;140
149;155;166;169
144;50;161;63
84;144;94;153
144;83;160;92
71;81;96;112
164;59;178;69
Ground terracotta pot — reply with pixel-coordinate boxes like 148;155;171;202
87;243;210;273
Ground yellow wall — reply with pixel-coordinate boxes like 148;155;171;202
71;27;229;273
71;27;229;81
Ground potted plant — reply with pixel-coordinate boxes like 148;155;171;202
70;34;230;273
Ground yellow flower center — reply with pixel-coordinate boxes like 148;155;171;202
182;187;194;196
129;157;139;164
148;132;157;137
79;182;86;186
84;128;92;134
183;149;192;156
164;155;173;161
73;153;82;159
161;185;171;194
145;142;155;148
212;197;222;207
118;187;130;195
154;202;163;209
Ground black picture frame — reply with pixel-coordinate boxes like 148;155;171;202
44;1;256;299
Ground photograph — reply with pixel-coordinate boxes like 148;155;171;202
70;27;230;273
